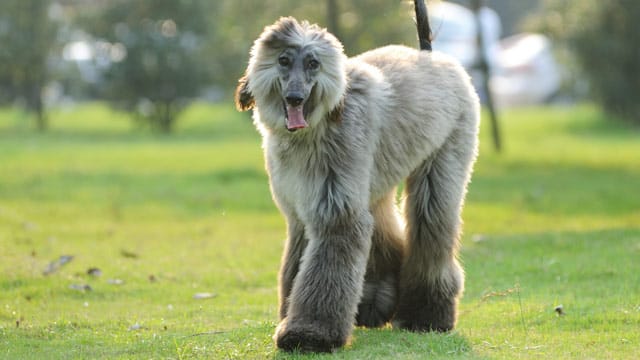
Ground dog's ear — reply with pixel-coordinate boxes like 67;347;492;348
235;75;255;111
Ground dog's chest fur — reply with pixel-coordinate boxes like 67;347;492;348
264;126;371;222
267;134;326;207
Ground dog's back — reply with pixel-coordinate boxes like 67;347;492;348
355;45;476;128
348;45;479;201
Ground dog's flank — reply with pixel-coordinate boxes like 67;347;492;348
235;6;479;354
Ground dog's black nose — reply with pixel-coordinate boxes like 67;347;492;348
285;94;304;107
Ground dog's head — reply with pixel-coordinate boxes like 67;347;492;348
236;17;346;133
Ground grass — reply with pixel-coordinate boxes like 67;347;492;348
0;102;638;359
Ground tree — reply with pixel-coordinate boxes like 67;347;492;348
532;0;640;123
471;0;501;152
449;0;543;36
0;0;57;131
327;0;341;40
84;0;211;133
208;0;416;97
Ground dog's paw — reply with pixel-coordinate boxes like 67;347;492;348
392;315;454;332
355;277;397;328
392;290;457;332
274;318;347;353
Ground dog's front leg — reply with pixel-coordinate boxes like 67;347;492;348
278;216;307;320
275;206;373;353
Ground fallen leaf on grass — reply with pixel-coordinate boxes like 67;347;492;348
193;292;217;300
15;316;27;329
472;234;487;243
187;330;228;337
120;249;139;259
128;323;145;331
23;222;37;231
69;284;92;292
43;255;74;275
87;268;102;277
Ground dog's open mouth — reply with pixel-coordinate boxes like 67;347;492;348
285;103;308;132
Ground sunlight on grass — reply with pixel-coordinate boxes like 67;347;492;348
0;103;638;359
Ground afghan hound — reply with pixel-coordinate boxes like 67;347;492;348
235;0;479;353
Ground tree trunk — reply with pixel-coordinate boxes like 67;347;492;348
158;101;174;134
471;0;501;152
27;0;48;132
327;0;340;39
30;83;47;132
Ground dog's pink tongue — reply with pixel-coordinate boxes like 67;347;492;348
286;105;308;130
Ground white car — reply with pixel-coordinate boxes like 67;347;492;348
429;1;561;107
491;33;561;107
430;1;501;70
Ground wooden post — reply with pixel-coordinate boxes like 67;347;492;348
471;0;502;152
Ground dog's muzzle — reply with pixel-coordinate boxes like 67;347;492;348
284;95;308;131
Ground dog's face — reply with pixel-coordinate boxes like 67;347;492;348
275;46;321;131
236;17;346;134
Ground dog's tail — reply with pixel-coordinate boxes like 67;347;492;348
414;0;432;51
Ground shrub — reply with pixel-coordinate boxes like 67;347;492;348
533;0;640;123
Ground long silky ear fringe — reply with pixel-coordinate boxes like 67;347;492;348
235;75;255;111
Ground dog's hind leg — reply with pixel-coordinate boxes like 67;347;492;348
393;125;476;332
356;190;404;328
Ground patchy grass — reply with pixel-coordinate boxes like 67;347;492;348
0;103;638;359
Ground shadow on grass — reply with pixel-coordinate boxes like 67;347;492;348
462;227;640;300
0;167;273;213
0;102;258;144
560;110;640;139
0;125;260;144
5;159;638;217
174;322;475;359
469;161;640;217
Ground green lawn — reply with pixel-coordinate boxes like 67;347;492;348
0;103;638;359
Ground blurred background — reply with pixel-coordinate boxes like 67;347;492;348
1;2;638;357
0;0;638;132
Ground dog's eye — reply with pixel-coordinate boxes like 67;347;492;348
278;56;290;67
307;59;320;70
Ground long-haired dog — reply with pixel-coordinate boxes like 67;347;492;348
235;0;479;353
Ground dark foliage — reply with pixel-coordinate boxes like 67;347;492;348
533;0;640;123
0;0;57;131
85;0;211;132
